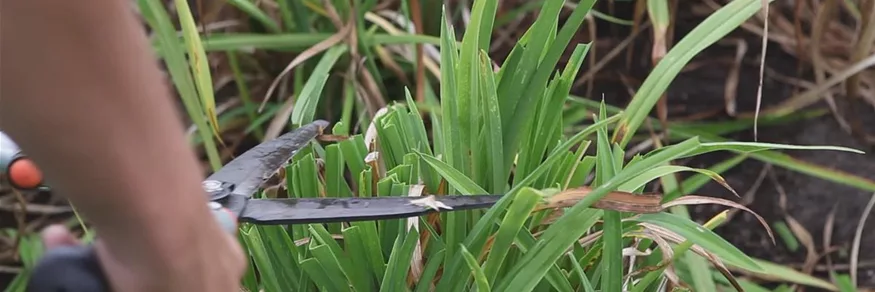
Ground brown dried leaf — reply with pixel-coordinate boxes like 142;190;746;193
639;222;684;243
810;0;851;133
407;184;425;284
364;106;390;151
374;45;411;86
293;234;344;246
786;215;819;275
663;266;686;290
752;0;771;140
642;222;744;292
573;22;651;88
846;0;875;99
761;54;875;116
851;193;875;286
692;245;745;292
535;186;663;213
260;21;354;112
538;208;564;225
264;95;298;140
320;0;343;29
577;230;603;248
408;0;426;103
358;67;387;116
722;38;747;116
824;203;839;282
316;134;350;142
624;230;675;278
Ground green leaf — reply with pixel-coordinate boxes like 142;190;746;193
350;221;386;280
227;0;282;33
151;33;442;56
594;101;623;292
456;0;497;178
4;271;29;292
137;0;222;170
499;0;596;176
171;0;222;145
685;252;719;292
570;94;875;193
300;256;337;292
380;228;420;292
833;272;856;292
483;187;542;285
493;193;602;292
734;280;774;292
325;144;352;197
341;226;376;290
772;221;800;252
308;244;352;292
240;226;299;291
415;249;446;292
662;154;747;202
417;152;489;195
733;258;838;291
681;141;864;158
291;45;348;126
436;114;618;292
478;51;506;194
461;244;491;292
568;253;596;292
439;6;464;187
647;0;671;33
617;165;732;193
292;154;321;199
339;135;368;180
496;137;701;292
309;224;366;291
226;51;264;140
506;216;577;292
633;212;763;272
615;0;776;146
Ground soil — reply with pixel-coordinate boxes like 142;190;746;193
550;1;875;290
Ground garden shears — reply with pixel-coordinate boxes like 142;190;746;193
6;120;504;292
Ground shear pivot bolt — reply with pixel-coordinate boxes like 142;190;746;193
202;180;223;192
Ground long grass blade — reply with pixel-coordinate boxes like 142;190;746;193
138;0;223;170
614;0;776;147
171;0;223;145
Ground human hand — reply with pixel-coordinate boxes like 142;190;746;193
37;223;246;292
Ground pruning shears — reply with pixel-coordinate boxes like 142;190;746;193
3;120;503;292
1;132;48;191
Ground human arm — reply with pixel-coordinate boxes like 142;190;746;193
0;0;244;291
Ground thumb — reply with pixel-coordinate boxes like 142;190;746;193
40;224;80;249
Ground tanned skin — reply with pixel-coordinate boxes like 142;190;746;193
0;0;246;291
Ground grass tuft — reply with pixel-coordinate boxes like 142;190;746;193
5;1;873;292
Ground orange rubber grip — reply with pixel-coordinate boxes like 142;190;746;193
8;158;43;189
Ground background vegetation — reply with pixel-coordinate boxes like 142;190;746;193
2;0;874;291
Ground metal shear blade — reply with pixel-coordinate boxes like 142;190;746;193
204;120;330;202
231;195;503;225
205;120;501;225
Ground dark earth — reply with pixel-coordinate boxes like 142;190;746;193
544;1;875;290
2;1;873;290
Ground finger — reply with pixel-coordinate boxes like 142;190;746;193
223;233;247;275
40;224;80;249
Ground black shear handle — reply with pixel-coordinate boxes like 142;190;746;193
26;205;237;292
26;245;109;292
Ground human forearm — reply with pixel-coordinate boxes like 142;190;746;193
0;0;226;281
